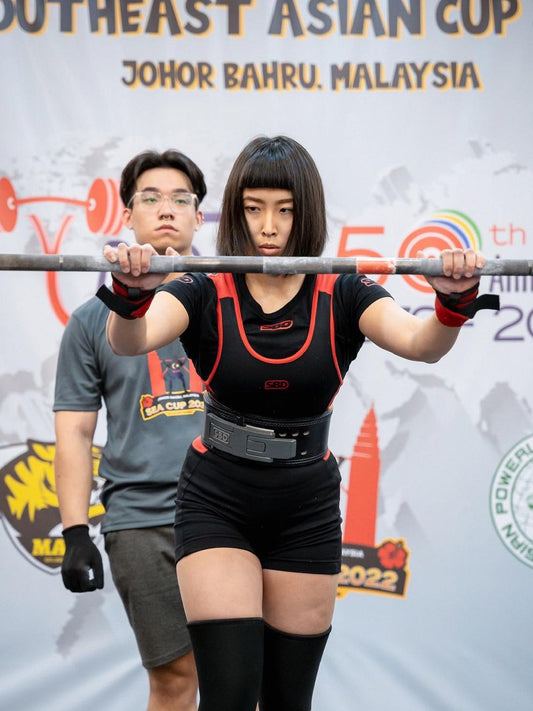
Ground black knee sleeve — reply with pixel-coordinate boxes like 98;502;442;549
259;623;331;711
187;617;264;711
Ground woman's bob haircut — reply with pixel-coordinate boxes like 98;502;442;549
216;136;328;258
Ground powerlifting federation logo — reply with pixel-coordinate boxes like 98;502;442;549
490;434;533;569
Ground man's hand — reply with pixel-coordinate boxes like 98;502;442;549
61;524;104;593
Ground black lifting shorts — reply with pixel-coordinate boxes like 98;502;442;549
174;442;342;575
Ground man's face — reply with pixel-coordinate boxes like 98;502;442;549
122;167;203;255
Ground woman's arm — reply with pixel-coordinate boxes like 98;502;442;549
106;291;190;355
99;242;191;355
359;248;489;363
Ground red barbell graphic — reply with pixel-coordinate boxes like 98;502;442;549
0;176;123;235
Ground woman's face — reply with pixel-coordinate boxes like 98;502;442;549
242;188;294;256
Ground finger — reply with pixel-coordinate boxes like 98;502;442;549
82;565;99;591
61;570;77;592
462;248;477;278
94;566;104;589
102;244;119;263
116;242;133;273
126;243;145;277
140;244;156;273
61;568;97;593
450;248;467;279
74;566;98;592
439;248;454;277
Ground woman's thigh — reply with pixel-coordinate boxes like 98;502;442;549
177;548;339;635
177;547;264;621
262;569;339;634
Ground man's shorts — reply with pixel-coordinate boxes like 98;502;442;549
105;525;191;669
175;445;343;575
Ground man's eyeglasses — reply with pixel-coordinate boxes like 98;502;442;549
129;190;197;211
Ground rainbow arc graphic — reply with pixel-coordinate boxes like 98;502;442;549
399;209;482;291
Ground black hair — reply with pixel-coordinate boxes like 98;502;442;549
216;136;327;257
120;149;206;207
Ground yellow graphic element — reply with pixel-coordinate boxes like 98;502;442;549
337;539;410;599
223;62;322;91
330;61;482;92
140;393;204;421
32;538;66;557
4;442;104;522
122;61;216;91
337;566;400;598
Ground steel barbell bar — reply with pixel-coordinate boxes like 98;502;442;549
0;253;532;276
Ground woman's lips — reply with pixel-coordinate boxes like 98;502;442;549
258;245;280;255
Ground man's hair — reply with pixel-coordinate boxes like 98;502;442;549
120;149;207;207
216;135;327;258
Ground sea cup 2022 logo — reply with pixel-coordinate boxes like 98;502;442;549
0;440;104;573
490;435;533;568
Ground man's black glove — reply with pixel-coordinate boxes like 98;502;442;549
61;524;104;592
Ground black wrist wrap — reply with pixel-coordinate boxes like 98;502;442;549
435;283;500;326
96;275;156;319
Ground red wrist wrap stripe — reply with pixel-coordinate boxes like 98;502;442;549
434;284;479;327
126;296;154;319
434;297;470;327
95;276;156;319
112;276;155;318
434;284;500;327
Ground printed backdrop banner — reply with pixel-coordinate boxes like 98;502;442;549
1;2;532;709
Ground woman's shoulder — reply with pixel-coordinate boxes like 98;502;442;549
334;273;392;314
159;271;214;295
335;272;388;294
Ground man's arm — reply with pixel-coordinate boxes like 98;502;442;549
55;410;98;527
55;410;104;592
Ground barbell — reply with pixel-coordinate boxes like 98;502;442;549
0;177;123;235
0;253;532;276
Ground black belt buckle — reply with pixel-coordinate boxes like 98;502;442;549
203;412;297;463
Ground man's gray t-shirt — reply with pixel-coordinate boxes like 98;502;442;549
53;296;204;533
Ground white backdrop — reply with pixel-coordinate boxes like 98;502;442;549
1;2;532;709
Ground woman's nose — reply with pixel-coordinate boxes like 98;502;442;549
261;211;277;236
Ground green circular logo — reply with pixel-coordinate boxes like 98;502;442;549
490;434;533;569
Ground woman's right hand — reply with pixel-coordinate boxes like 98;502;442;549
103;242;171;291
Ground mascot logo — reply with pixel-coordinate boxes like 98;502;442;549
0;440;104;573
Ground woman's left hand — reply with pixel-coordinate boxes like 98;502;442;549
423;248;485;295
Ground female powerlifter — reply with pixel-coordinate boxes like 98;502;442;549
97;135;498;711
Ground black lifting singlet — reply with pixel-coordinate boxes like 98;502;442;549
204;273;343;420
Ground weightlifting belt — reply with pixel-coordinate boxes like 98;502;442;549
202;393;331;464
